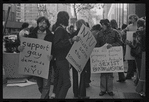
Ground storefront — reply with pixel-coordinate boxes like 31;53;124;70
3;21;23;35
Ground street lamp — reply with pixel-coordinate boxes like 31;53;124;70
3;4;12;35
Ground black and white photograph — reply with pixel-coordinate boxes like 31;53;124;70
3;3;146;99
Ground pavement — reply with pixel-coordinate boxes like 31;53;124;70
3;61;143;99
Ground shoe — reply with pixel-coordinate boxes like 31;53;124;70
125;77;132;80
99;91;106;96
80;96;90;99
117;79;125;82
108;92;114;96
50;93;55;99
73;97;80;99
86;83;90;88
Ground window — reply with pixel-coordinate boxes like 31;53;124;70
11;12;15;21
3;10;5;21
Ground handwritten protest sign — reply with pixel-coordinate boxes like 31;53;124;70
125;31;135;60
18;37;52;79
90;46;124;73
66;24;97;73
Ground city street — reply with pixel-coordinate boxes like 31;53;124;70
3;3;145;100
3;62;143;99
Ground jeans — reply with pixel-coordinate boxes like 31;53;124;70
100;73;114;92
36;72;51;99
55;60;71;99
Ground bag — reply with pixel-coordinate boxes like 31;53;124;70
130;44;142;58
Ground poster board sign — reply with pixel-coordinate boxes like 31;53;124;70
66;24;97;73
90;46;124;73
18;37;52;79
125;31;135;60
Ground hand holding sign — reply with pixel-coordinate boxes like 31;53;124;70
72;36;80;42
18;37;52;79
66;24;97;73
18;45;25;52
47;55;53;61
107;44;112;49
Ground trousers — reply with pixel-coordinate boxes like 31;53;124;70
72;66;86;97
36;71;51;99
55;60;71;99
126;60;136;78
85;59;91;84
100;73;114;92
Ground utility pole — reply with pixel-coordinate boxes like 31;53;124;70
3;5;11;35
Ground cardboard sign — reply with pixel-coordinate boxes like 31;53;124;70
18;37;52;79
66;24;97;73
125;31;135;60
90;46;124;73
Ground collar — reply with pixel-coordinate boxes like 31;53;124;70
37;30;46;34
102;28;112;34
60;24;66;29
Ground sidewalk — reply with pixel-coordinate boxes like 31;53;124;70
3;61;142;99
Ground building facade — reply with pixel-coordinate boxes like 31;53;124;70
3;4;23;35
15;4;21;22
3;4;16;22
105;3;145;28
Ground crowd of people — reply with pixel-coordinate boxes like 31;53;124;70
16;11;146;99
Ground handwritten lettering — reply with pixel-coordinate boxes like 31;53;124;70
91;46;124;73
25;50;42;59
21;57;44;65
68;54;82;72
24;67;42;75
22;41;50;51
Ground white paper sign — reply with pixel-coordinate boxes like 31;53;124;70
18;37;52;79
90;46;124;73
125;31;135;60
66;24;97;73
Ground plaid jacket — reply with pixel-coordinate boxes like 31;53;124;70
96;28;123;47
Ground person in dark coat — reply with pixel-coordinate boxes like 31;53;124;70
18;16;54;99
53;11;79;99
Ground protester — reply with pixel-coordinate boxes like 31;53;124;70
97;19;123;96
136;17;146;97
49;23;58;99
53;11;79;99
17;22;29;44
71;19;89;99
91;24;102;40
110;19;126;83
126;18;145;86
84;21;92;88
121;24;128;61
18;16;54;99
69;25;75;35
122;14;138;80
15;22;30;53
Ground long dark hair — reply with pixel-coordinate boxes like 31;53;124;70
55;11;69;29
110;19;118;29
100;19;110;28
